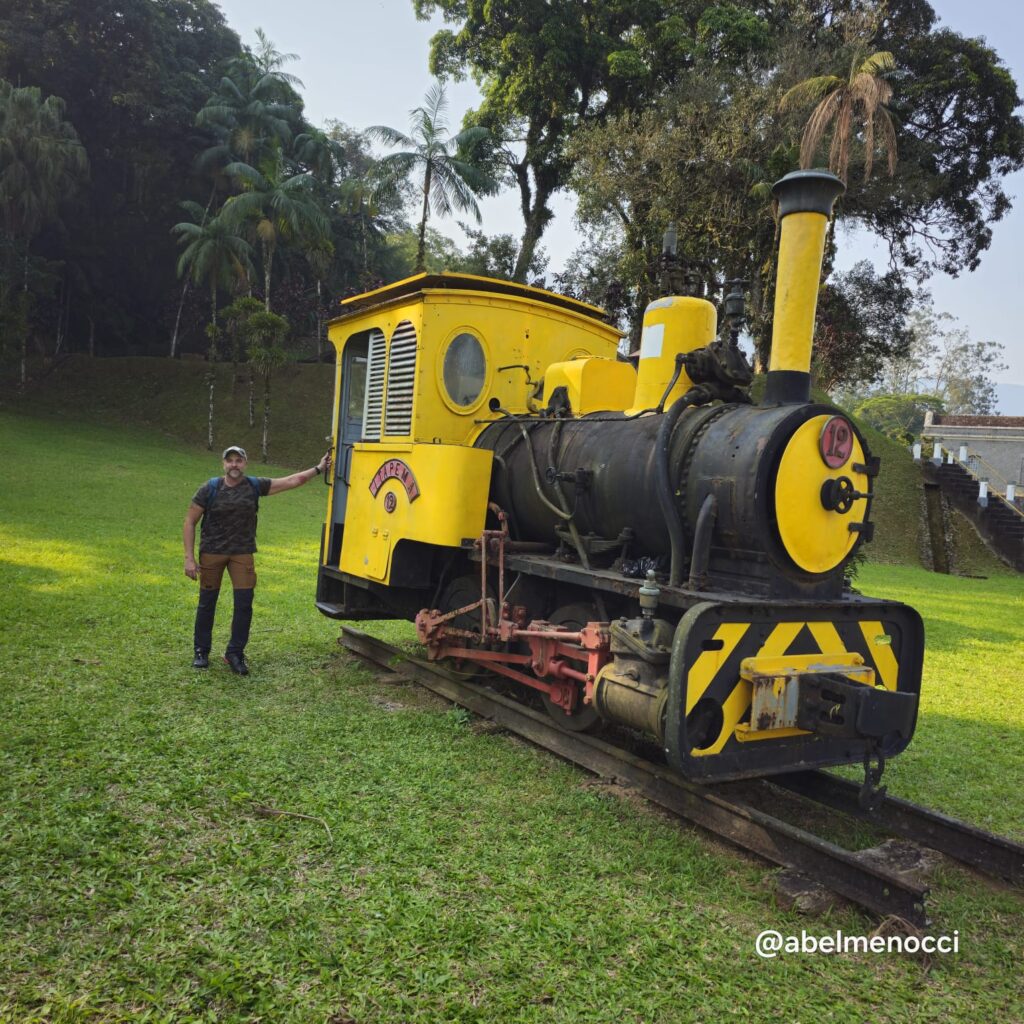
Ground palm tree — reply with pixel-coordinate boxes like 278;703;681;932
781;49;898;183
196;29;302;175
220;160;329;312
173;203;254;449
173;202;254;332
0;82;88;385
294;128;346;187
368;83;492;273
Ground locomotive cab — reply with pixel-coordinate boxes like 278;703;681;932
316;274;627;615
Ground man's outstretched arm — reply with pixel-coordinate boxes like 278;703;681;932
267;452;331;495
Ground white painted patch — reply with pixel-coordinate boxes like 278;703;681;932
639;322;665;360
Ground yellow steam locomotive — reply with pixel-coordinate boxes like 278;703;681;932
315;170;923;791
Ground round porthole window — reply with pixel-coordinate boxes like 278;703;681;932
442;332;487;408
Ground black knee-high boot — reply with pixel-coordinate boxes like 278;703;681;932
227;588;254;655
193;588;220;653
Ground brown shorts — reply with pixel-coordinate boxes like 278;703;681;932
198;553;257;591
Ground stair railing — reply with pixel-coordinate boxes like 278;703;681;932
921;442;1024;520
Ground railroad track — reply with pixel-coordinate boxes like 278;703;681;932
339;626;1024;927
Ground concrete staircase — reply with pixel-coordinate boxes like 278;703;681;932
923;458;1024;571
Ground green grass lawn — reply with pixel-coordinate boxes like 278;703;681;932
1;410;1022;1024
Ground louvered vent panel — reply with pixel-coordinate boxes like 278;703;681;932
384;320;417;437
362;328;386;441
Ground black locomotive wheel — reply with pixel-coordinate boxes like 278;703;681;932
540;602;605;733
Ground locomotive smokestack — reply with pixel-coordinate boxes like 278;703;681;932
765;170;845;404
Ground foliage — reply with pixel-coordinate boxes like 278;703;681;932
450;224;548;283
368;83;493;274
554;221;633;332
0;79;89;382
385;227;463;277
861;21;1024;277
220;158;328;312
853;392;945;442
0;8;415;365
221;296;266;366
244;308;291;461
866;302;1008;415
569;71;789;354
0;81;89;244
195;27;301;178
840;299;1008;441
812;259;914;392
0;0;243;354
246;310;290;375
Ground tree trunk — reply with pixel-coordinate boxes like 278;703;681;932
261;371;271;462
88;315;95;358
263;240;273;312
315;278;322;362
207;286;217;451
416;164;432;273
19;251;28;389
170;278;191;359
512;181;553;284
170;184;217;358
207;370;215;452
249;370;255;428
54;271;65;357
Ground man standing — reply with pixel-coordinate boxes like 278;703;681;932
183;445;331;675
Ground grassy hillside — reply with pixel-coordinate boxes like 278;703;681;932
3;355;1009;574
3;355;336;469
1;410;1023;1022
1;410;1022;1022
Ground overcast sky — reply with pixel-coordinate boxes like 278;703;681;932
212;0;1024;401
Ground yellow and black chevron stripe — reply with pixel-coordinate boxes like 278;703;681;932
665;600;924;782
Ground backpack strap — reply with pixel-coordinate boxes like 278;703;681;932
204;477;221;514
248;476;261;509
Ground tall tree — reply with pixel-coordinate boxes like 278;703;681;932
0;81;88;385
415;0;710;280
173;202;254;448
368;83;491;274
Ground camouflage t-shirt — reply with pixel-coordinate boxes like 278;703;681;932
191;477;272;555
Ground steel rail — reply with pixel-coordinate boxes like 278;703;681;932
339;627;930;925
770;770;1024;886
